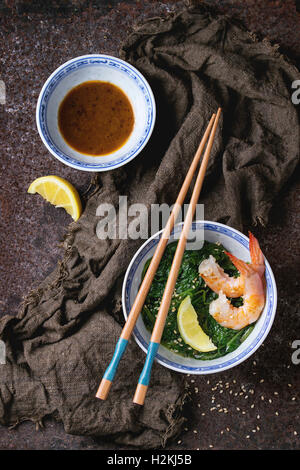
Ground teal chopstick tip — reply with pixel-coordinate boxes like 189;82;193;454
139;341;160;386
103;337;128;381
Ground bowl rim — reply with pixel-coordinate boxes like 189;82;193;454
122;220;277;374
36;54;156;172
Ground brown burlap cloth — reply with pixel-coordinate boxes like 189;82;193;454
0;3;299;448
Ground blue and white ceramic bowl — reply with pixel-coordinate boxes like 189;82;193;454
122;221;277;374
36;54;156;171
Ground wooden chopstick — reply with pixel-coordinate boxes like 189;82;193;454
133;108;222;406
96;113;217;400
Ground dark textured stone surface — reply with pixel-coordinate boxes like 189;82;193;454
0;0;299;450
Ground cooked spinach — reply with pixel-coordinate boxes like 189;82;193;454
141;241;254;360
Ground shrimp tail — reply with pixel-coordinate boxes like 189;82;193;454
225;252;253;276
248;231;265;277
248;232;264;266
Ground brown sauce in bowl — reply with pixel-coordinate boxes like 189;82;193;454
58;81;134;156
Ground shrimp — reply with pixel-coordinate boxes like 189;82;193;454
198;232;265;298
198;255;245;298
201;232;266;330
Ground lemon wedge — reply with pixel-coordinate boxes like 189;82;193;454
177;296;217;352
28;175;82;221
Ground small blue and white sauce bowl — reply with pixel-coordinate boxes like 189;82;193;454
122;221;277;375
36;54;156;172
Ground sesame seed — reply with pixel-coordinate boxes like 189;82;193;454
177;440;182;444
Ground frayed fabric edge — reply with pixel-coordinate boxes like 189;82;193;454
161;380;190;448
8;416;44;431
121;0;300;76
